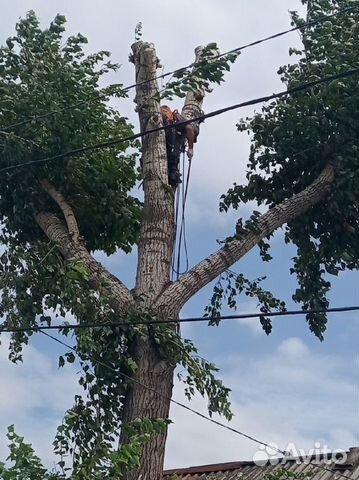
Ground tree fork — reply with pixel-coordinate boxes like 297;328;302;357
35;211;133;310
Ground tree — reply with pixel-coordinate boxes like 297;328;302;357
0;1;358;478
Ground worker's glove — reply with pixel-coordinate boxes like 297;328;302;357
187;148;193;159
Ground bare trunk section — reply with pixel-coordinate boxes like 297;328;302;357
132;41;174;300
155;162;335;316
120;337;174;480
39;178;82;245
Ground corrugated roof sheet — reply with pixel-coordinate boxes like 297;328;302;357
163;447;359;480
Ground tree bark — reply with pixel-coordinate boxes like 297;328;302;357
39;178;82;245
35;211;133;312
132;41;174;301
181;45;217;120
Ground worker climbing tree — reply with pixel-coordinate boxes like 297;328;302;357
159;104;202;187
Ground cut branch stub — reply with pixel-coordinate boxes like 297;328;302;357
181;45;219;120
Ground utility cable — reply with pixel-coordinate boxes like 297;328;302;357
127;4;359;94
1;67;358;173
1;4;357;132
1;305;359;333
39;329;355;480
39;330;285;453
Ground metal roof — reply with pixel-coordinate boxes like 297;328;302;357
163;447;359;480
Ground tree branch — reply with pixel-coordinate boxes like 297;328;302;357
155;162;335;315
35;212;134;310
181;45;217;120
39;178;81;245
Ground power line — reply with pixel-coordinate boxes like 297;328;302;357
1;4;357;132
129;4;359;93
39;329;355;480
1;67;358;174
1;305;358;333
40;330;272;447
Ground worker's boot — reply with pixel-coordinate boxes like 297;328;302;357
168;168;182;188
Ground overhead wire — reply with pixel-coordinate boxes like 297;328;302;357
126;4;358;93
39;329;356;480
0;130;40;147
1;305;359;333
1;67;358;173
0;7;357;473
1;4;357;132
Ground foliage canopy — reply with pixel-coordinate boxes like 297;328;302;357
219;0;359;339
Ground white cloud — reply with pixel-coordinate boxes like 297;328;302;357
0;336;78;466
278;337;309;357
165;337;358;469
233;301;267;336
235;315;264;335
0;334;356;472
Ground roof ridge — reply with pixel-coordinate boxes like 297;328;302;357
163;447;359;477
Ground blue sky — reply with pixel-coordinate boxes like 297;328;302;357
0;0;358;471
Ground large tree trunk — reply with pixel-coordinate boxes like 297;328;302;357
119;41;176;480
119;41;211;480
120;336;174;480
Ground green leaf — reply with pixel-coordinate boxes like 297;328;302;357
58;356;65;368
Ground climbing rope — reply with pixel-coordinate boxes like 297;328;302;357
171;180;181;278
172;151;192;280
